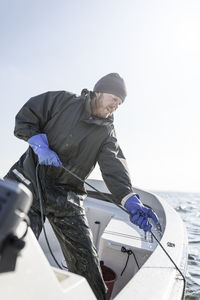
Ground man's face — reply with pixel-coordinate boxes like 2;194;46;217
92;93;122;118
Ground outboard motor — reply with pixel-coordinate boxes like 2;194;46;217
0;179;32;273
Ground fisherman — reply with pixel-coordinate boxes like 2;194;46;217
4;73;159;300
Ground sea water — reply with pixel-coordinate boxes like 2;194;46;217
153;191;200;300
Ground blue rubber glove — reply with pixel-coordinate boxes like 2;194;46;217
124;194;159;232
28;134;62;167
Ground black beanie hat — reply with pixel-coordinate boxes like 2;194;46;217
93;73;127;102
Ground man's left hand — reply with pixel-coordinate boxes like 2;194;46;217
124;194;159;232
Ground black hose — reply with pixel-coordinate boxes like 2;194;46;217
120;246;140;276
151;231;186;299
61;165;186;299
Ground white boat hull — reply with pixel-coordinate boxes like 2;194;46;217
0;180;188;299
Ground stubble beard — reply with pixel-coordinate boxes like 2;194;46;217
91;93;104;118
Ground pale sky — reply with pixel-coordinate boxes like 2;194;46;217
0;0;200;192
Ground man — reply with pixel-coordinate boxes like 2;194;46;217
4;73;158;299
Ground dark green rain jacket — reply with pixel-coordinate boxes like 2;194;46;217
11;90;134;204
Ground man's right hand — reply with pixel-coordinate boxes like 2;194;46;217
28;134;62;167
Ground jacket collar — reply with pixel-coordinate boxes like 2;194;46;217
81;89;114;126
